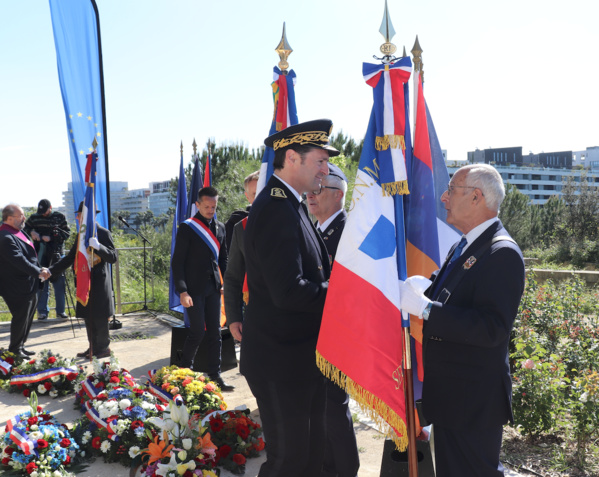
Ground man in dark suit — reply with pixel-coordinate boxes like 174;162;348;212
172;186;232;391
241;119;338;477
223;171;259;342
307;164;359;477
399;164;525;477
0;204;46;359
49;201;117;359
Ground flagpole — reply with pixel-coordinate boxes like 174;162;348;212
378;2;419;475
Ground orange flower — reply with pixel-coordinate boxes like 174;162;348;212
142;431;174;465
196;432;218;454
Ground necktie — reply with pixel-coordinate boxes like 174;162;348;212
449;237;467;264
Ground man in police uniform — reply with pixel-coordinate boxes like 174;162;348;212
241;119;338;476
307;164;359;477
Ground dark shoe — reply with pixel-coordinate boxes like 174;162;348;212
76;349;90;358
14;350;30;359
20;348;35;356
94;349;112;359
209;374;235;392
56;313;69;319
38;314;48;321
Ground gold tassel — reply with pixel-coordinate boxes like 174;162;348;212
242;291;249;305
316;351;409;451
382;180;410;196
375;135;406;151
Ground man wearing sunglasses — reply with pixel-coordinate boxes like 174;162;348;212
399;164;525;477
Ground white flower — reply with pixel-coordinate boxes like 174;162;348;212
30;472;38;477
128;446;140;459
49;390;58;398
141;401;153;410
119;399;132;410
37;384;47;394
168;401;189;425
81;431;92;444
178;450;187;461
53;471;62;477
186;460;196;470
29;431;43;441
580;392;589;403
100;440;111;453
182;438;192;450
51;375;60;383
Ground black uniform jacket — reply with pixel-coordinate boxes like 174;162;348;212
319;210;347;264
0;227;41;298
422;220;525;431
241;175;331;381
172;212;227;296
223;219;246;325
50;225;117;320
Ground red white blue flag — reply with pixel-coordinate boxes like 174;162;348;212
317;56;412;451
256;67;298;194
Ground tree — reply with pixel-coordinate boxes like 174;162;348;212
499;184;536;249
559;174;599;242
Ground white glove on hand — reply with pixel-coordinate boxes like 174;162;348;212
89;237;100;250
400;279;432;318
403;275;432;294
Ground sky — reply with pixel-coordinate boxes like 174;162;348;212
1;0;597;209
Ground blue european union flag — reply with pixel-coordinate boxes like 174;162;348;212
49;0;109;229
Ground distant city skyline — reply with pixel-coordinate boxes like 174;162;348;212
1;0;597;208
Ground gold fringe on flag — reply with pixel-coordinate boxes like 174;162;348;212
316;351;409;451
375;134;406;151
382;180;409;197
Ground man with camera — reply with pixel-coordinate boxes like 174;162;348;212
24;199;70;320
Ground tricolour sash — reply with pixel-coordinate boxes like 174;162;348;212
184;217;220;261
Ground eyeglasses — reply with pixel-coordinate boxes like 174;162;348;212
311;185;341;195
446;182;483;197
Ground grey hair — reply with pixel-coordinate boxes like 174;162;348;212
2;204;21;222
325;173;347;202
461;164;504;212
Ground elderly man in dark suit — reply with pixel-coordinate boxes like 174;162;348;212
49;201;117;359
172;186;232;391
400;164;525;477
241;119;338;477
0;204;46;359
307;163;359;477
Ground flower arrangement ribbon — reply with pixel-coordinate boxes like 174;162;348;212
0;358;12;375
84;401;120;441
147;369;157;380
145;381;173;404
10;367;77;385
6;416;39;456
82;377;101;399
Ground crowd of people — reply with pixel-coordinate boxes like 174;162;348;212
0;119;525;477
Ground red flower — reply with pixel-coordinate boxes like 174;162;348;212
36;406;43;413
217;444;232;459
25;462;37;474
133;388;144;396
64;455;71;465
210;418;224;432
236;424;250;440
96;381;105;389
60;438;71;448
43;381;53;391
2;457;10;465
5;357;14;365
66;372;78;381
130;420;144;430
232;453;246;465
23;389;30;398
92;437;102;449
110;371;119;377
253;437;265;451
27;416;38;426
183;471;194;477
109;376;120;384
47;356;57;364
41;413;53;422
36;439;48;449
4;447;15;456
28;360;36;365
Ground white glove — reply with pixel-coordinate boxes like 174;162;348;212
403;275;432;294
89;237;100;250
400;279;432;318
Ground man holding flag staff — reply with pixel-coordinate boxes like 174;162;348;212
172;186;232;391
49;200;117;359
241;119;338;477
399;164;525;477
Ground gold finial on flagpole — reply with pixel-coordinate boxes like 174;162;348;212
192;138;197;157
379;0;397;59
411;35;424;82
275;22;293;74
92;137;98;149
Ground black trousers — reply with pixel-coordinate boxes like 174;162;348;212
5;293;38;352
247;376;327;477
433;424;505;477
84;313;110;355
180;284;221;375
322;379;359;477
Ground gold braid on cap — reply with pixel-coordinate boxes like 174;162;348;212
273;131;330;150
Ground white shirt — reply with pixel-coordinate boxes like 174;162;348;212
317;208;344;233
459;217;499;257
273;174;302;203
